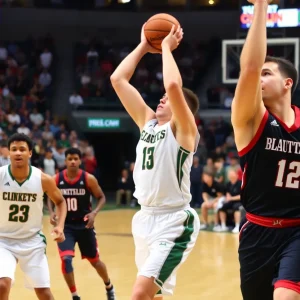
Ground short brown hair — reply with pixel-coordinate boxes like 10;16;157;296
182;87;200;115
265;56;298;94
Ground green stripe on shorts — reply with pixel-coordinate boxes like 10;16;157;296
155;210;194;287
38;232;47;255
38;232;47;245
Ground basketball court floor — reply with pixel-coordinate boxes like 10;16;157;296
10;209;242;300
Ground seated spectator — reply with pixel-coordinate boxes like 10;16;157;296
214;156;226;184
38;69;52;87
116;169;132;206
39;148;58;176
82;146;97;177
7;109;21;127
42;123;54;141
17;123;31;136
200;167;225;231
30;107;44;126
40;48;53;69
225;153;243;182
218;168;242;233
0;141;10;167
69;91;83;107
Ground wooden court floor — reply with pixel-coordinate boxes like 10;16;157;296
10;210;242;300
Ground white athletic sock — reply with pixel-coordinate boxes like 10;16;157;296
72;292;79;296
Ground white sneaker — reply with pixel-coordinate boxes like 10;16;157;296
199;224;208;230
213;225;222;232
219;226;229;232
232;226;239;234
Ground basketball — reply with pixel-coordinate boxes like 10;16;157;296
144;13;180;51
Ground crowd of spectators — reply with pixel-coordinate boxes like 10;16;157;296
71;36;220;109
0;34;98;181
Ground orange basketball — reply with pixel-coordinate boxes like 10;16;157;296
144;13;180;51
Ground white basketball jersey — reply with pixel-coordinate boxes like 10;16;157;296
0;165;44;239
133;119;200;208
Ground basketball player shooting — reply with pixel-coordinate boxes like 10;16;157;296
111;21;200;300
0;133;67;300
232;0;300;299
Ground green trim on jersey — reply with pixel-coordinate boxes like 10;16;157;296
8;165;32;187
155;210;194;287
176;147;190;189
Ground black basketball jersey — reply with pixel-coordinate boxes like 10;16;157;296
240;106;300;218
56;169;92;227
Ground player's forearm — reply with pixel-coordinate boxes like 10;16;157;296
162;45;183;88
240;1;268;70
55;200;67;228
111;43;148;82
92;196;106;214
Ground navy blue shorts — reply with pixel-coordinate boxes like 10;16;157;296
239;221;300;300
58;226;99;261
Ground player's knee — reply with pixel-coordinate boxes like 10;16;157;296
131;287;151;300
89;259;101;268
274;287;300;300
61;255;73;274
0;278;10;294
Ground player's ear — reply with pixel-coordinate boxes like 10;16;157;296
28;150;32;158
285;78;293;91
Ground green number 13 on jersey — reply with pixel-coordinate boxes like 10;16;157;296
142;147;155;170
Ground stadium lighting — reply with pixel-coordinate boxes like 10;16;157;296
208;0;215;5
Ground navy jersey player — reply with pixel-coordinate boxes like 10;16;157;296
232;0;300;300
47;148;115;300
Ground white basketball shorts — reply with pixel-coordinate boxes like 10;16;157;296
132;206;200;297
0;232;50;289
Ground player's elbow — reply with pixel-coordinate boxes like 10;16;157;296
110;73;123;86
165;80;181;93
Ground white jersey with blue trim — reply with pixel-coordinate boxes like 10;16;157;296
133;119;200;208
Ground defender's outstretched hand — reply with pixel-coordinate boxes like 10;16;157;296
161;25;183;52
140;23;162;54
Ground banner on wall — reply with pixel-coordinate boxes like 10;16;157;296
240;4;300;28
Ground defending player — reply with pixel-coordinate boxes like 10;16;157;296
0;133;66;300
232;0;300;299
47;147;115;300
111;25;200;300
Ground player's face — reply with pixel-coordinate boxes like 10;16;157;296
156;93;172;120
66;154;81;171
261;62;290;104
9;141;32;168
